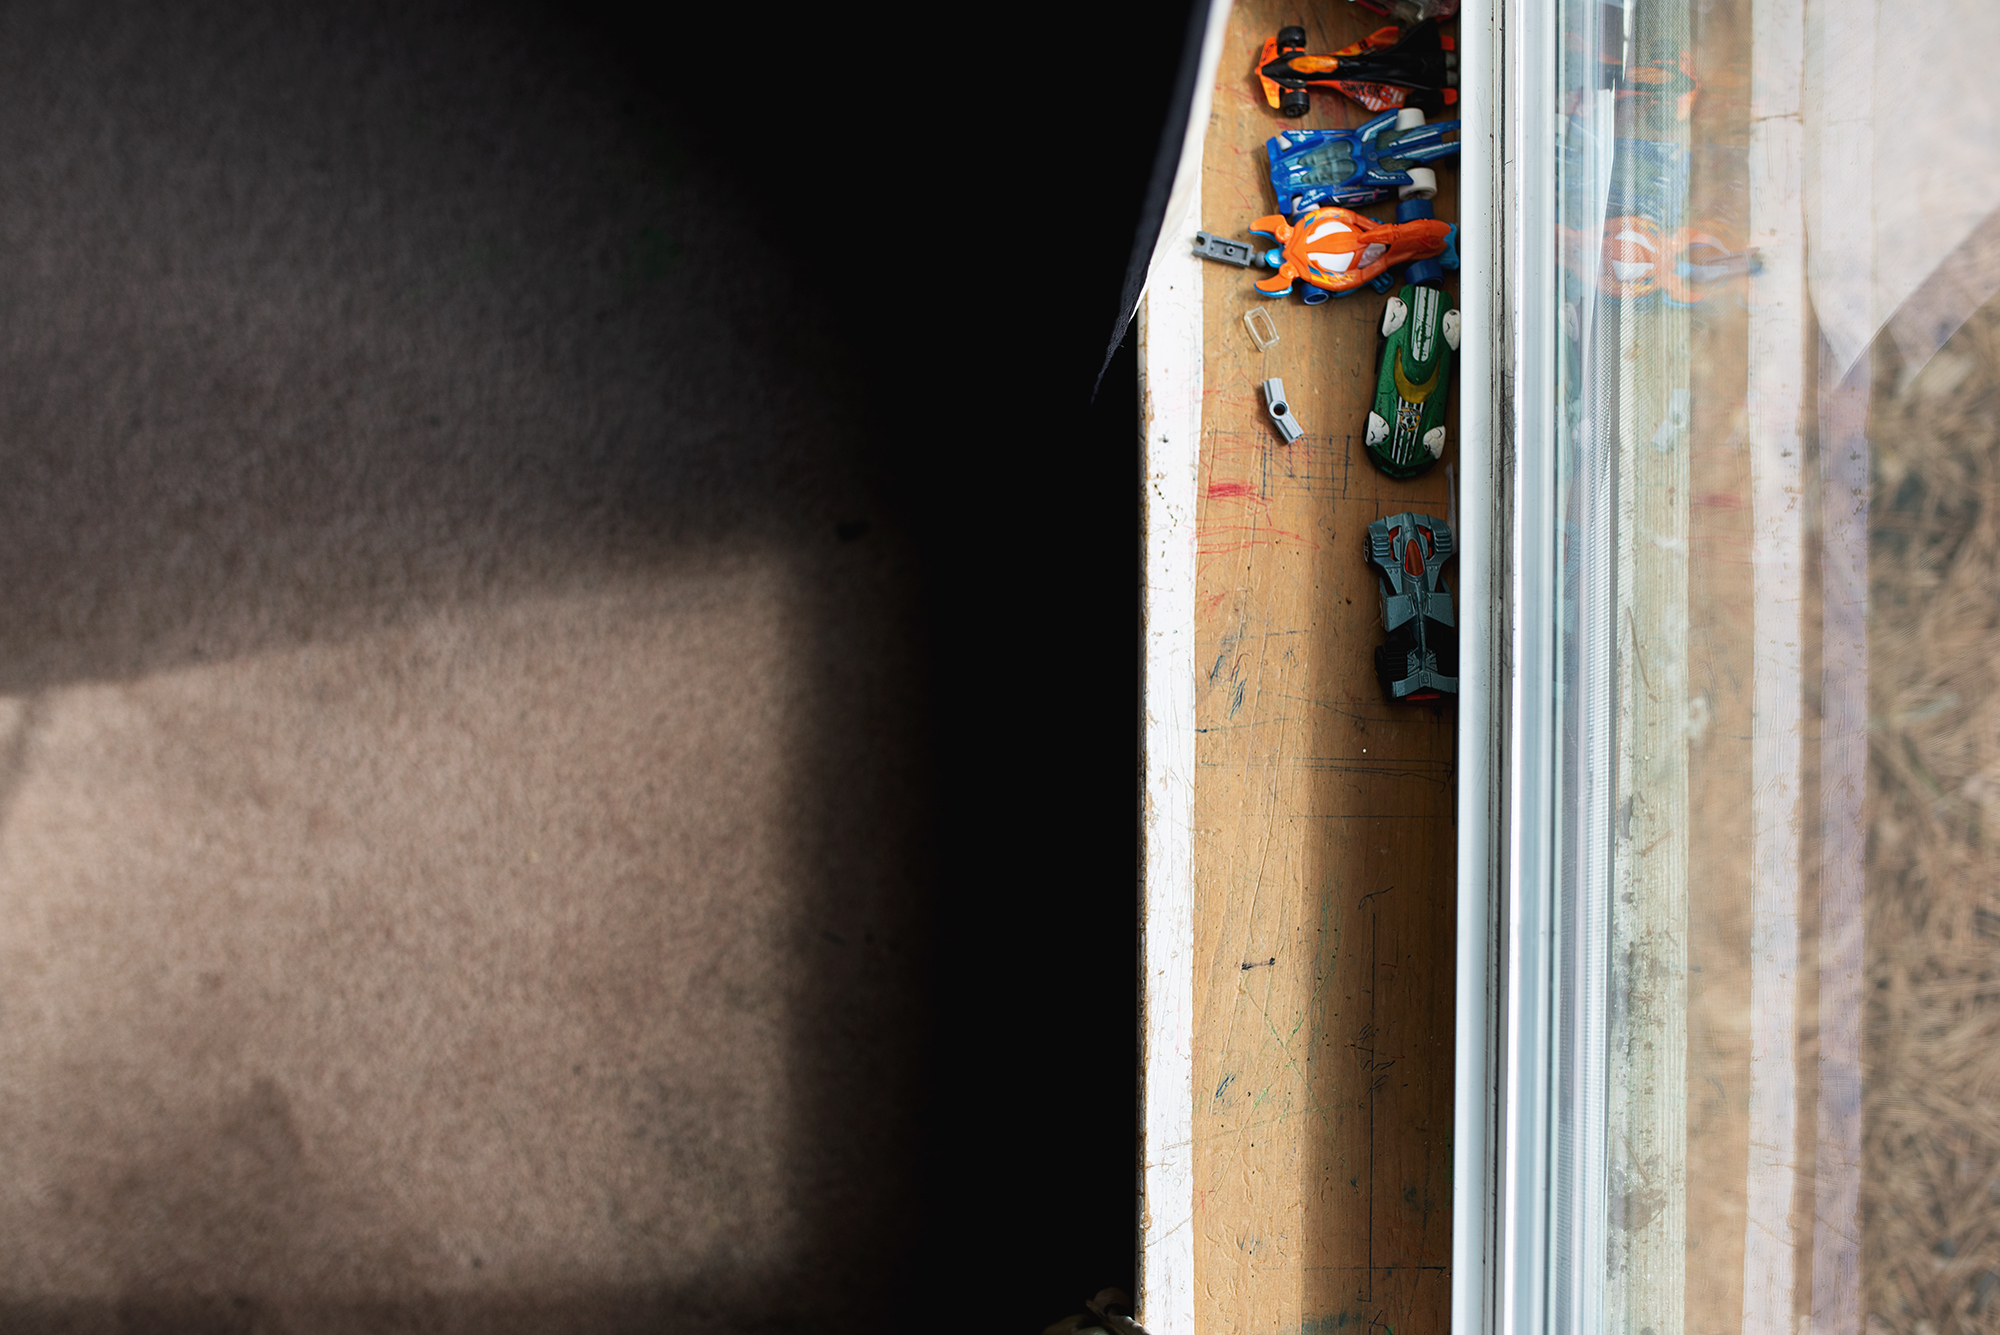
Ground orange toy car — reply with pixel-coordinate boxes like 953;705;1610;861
1249;205;1454;300
1257;22;1459;116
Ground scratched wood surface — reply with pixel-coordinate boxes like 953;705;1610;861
1190;4;1459;1331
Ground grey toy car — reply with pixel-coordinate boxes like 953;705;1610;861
1366;512;1457;701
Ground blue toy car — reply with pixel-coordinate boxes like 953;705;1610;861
1267;108;1461;215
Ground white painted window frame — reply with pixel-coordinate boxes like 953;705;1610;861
1136;4;1231;1333
1451;0;1505;1329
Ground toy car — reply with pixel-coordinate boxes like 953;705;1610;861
1194;226;1385;303
1267;108;1460;214
1366;512;1457;702
1246;204;1454;302
1366;198;1460;476
1257;21;1458;117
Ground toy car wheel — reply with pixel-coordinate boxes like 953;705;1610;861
1277;24;1307;47
1398;167;1438;201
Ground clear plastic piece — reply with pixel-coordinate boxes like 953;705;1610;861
1242;306;1279;351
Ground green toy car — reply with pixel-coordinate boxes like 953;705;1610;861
1363;201;1459;478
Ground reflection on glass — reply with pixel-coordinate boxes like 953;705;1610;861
1532;0;2000;1332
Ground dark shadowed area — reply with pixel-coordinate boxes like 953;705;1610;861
0;1;1182;1331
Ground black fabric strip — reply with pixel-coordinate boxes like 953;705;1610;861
1095;0;1214;399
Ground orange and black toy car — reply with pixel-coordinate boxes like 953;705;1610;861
1257;21;1459;117
1249;204;1453;301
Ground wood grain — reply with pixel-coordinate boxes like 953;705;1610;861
1189;4;1460;1330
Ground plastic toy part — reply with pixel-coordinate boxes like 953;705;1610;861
1267;108;1461;214
1243;306;1280;351
1257;21;1458;118
1262;378;1304;444
1249;204;1452;300
1366;512;1457;702
1193;231;1259;267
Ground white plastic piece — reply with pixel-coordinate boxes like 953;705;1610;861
1398;167;1439;201
1366;411;1390;447
1396;107;1428;130
1384;297;1416;339
1442;309;1462;350
1261;378;1304;444
1423;425;1447;457
1382;296;1409;338
1243;306;1279;352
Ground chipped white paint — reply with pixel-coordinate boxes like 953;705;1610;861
1137;150;1202;1335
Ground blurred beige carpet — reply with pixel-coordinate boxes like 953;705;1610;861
0;2;924;1330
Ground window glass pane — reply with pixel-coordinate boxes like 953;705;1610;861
1538;0;2000;1331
